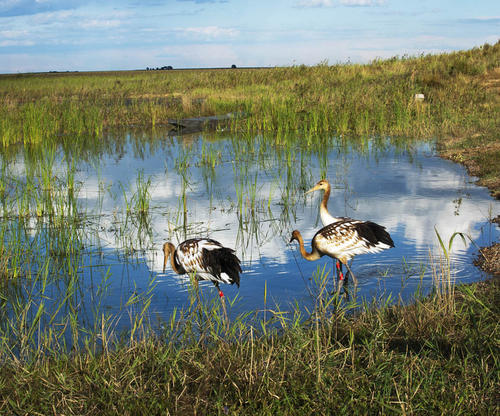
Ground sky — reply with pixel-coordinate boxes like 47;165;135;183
0;0;499;74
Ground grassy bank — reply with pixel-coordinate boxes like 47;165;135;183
0;276;497;415
0;43;499;415
1;41;499;196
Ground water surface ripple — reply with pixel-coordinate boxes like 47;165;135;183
2;131;498;333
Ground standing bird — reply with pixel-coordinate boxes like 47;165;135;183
304;179;394;287
290;219;394;289
306;178;348;284
162;238;242;298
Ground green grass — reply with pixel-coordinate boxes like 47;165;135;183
0;42;499;414
1;41;498;194
0;276;497;415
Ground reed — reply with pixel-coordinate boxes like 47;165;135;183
0;43;498;414
131;170;152;216
0;264;496;414
2;43;498;195
431;228;469;310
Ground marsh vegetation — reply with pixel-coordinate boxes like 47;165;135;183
0;43;498;414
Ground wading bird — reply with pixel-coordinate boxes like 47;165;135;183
304;179;394;287
290;219;394;290
162;238;242;298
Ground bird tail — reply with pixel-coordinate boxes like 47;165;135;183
364;221;395;248
204;247;242;287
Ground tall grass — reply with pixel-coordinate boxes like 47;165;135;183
1;41;498;146
0;43;498;414
0;256;497;415
1;43;498;197
3;42;498;196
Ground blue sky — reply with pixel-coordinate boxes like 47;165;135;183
0;0;498;73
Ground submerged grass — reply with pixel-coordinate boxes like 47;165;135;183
0;43;499;414
1;41;499;194
0;275;497;415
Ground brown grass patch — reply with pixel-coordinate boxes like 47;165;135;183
474;242;500;275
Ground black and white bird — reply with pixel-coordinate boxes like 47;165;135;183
290;221;394;287
294;180;395;287
162;238;242;298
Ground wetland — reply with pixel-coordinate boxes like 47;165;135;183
0;129;497;347
0;42;498;414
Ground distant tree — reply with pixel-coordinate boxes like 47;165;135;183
231;64;237;69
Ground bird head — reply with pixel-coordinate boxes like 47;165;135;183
305;179;330;194
289;230;301;243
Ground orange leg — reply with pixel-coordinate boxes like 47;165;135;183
336;260;344;282
336;260;344;294
214;283;229;326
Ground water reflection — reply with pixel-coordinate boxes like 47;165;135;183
1;130;498;334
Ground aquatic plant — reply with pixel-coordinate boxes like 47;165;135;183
0;43;498;414
0;41;497;147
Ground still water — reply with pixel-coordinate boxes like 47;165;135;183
2;131;499;333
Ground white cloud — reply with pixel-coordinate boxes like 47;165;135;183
295;0;333;7
79;19;122;29
460;16;500;24
0;29;29;38
465;16;500;21
0;28;35;46
180;26;239;39
0;39;34;46
341;0;385;6
296;0;385;7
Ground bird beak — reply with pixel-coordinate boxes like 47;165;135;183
305;184;321;194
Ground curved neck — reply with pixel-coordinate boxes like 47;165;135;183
164;243;183;274
320;183;331;214
322;183;331;210
295;232;321;261
319;184;341;224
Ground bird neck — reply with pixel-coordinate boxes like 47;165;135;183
319;184;342;224
320;185;331;215
295;232;322;261
163;243;183;275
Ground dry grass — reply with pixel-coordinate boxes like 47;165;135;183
437;63;500;198
475;242;500;275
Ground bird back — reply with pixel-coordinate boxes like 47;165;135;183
176;238;241;286
313;218;394;261
202;246;242;287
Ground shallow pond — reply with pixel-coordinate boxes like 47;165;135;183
1;130;499;339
